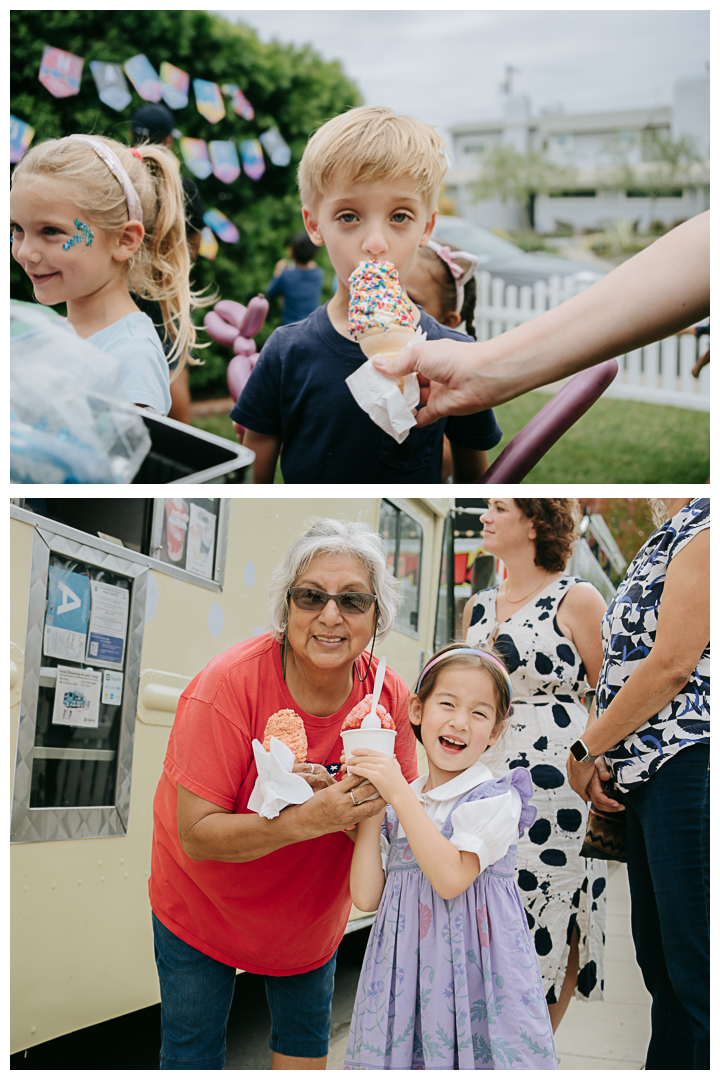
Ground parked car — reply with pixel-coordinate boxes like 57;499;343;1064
432;215;605;290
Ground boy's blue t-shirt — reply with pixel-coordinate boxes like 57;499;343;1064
230;304;502;484
88;311;171;415
266;265;324;324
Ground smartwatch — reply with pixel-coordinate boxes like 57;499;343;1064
570;738;598;764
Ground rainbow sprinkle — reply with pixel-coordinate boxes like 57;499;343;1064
348;260;416;341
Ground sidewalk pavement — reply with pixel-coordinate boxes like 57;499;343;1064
326;862;650;1070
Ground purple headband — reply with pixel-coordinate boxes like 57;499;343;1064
417;648;513;711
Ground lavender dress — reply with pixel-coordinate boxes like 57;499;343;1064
344;770;557;1070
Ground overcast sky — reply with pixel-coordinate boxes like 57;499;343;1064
216;9;709;136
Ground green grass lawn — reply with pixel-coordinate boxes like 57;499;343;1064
193;395;709;484
491;393;709;482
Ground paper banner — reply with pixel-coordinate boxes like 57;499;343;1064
90;61;132;112
160;61;189;110
240;139;265;181
259;128;291;167
179;137;212;179
193;78;225;124
203;209;240;244
198;226;218;261
10;114;35;164
222;83;255;121
209;140;241;184
123;53;162;102
38;46;84;98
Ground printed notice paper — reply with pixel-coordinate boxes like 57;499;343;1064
44;567;91;663
186;504;217;578
86;581;129;669
102;670;124;706
52;666;102;728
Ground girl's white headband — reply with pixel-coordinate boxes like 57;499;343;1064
67;135;143;224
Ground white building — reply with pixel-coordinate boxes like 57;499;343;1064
445;77;709;233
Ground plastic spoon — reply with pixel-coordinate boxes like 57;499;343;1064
361;656;386;729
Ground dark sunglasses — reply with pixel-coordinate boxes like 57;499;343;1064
287;587;377;615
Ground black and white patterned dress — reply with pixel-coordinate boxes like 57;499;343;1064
466;576;606;1004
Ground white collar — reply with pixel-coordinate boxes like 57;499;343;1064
410;761;494;802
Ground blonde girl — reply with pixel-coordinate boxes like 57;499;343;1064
343;643;557;1070
10;134;202;413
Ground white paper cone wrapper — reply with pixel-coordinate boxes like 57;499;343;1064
345;327;426;444
247;736;314;820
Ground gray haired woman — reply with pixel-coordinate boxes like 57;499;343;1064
148;519;419;1071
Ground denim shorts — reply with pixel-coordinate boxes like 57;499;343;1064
152;912;337;1070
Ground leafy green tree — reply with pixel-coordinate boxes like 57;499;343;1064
472;144;576;230
10;10;361;395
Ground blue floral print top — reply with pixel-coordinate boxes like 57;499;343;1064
598;498;710;791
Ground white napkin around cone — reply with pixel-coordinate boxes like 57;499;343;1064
345;327;426;444
247;736;314;820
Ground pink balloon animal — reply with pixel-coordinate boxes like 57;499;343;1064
203;295;269;403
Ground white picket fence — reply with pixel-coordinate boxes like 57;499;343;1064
475;270;710;411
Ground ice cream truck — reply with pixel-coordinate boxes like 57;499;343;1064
10;495;453;1055
10;495;619;1054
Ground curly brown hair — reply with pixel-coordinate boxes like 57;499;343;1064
514;499;580;571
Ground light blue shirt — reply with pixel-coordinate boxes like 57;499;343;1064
88;311;171;415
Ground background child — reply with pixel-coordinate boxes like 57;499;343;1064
267;230;324;325
10;134;201;414
343;644;557;1070
406;241;480;481
231;106;501;484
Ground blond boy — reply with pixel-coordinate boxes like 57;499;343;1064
231;106;501;483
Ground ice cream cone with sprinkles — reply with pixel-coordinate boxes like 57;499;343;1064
348;260;419;364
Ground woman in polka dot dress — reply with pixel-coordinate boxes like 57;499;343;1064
462;498;609;1032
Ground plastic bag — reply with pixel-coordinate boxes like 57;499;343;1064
10;301;152;484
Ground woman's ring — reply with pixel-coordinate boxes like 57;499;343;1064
310;763;316;774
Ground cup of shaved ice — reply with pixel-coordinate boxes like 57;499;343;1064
341;695;396;761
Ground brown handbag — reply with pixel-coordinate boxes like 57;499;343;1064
579;783;626;863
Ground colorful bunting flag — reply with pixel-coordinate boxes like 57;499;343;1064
11;114;35;164
209;140;241;184
179;137;212;179
240;139;265;181
203;209;240;244
198;226;218;261
193;79;225;124
38;46;84;98
222;83;255;121
160;62;189;110
259;128;291;167
90;61;132;112
123;54;162;102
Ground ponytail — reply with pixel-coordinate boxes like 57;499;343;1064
127;142;207;375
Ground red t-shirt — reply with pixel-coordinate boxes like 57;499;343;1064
149;633;418;975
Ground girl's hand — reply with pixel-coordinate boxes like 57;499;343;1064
347;750;407;803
